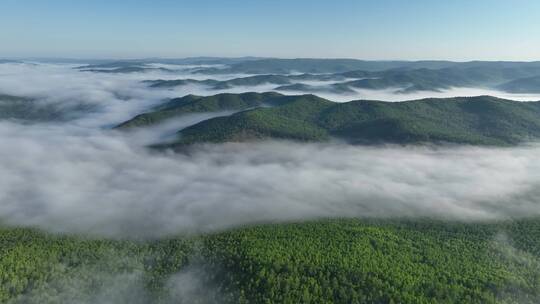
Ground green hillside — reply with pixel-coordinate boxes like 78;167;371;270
174;94;332;144
115;92;290;129
156;93;540;147
144;73;351;90
342;66;540;93
193;58;459;74
144;79;220;88
142;64;540;94
275;83;355;94
498;76;540;93
2;218;540;303
213;75;291;89
0;94;90;122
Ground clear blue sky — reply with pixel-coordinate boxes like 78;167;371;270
1;0;539;60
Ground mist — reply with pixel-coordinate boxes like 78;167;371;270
2;61;540;303
278;86;540;103
1;62;540;238
0;117;540;237
1;62;539;127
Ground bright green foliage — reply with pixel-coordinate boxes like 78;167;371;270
1;219;540;303
0;227;194;303
201;219;540;304
115;92;287;129
176;94;332;144
168;94;540;146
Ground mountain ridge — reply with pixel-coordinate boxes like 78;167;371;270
114;92;540;147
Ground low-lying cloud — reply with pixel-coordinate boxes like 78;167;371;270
1;62;540;238
1;120;540;237
1;62;539;125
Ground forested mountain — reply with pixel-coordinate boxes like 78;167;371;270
75;57;264;69
174;95;540;146
189;58;540;78
144;79;221;88
73;58;540;76
145;75;295;90
2;218;540;303
498;76;540;93
115;92;289;129
0;59;20;64
143;65;540;94
340;66;540;92
68;58;540;93
192;58;459;74
0;94;90;122
118;92;540;147
81;67;174;74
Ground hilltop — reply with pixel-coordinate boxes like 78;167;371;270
116;92;540;147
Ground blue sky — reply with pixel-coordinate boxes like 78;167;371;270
1;0;539;60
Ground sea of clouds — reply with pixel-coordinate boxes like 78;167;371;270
1;62;540;238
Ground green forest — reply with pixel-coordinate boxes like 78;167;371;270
167;94;540;147
115;92;540;148
2;218;540;303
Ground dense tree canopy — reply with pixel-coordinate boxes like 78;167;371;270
2;219;540;303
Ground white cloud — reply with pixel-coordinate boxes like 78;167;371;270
1;62;540;238
1;119;540;237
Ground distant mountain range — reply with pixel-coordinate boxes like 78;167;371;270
144;64;540;94
116;92;540;147
497;76;540;93
191;58;540;75
80;66;174;74
25;57;536;94
115;59;540;93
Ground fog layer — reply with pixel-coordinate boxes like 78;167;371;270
1;119;540;237
1;62;540;238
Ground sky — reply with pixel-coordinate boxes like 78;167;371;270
1;0;539;60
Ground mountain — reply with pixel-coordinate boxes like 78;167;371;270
142;63;540;94
146;75;294;90
498;76;540;93
76;61;179;74
144;74;351;90
133;93;540;147
0;59;20;64
76;61;149;69
74;57;265;68
341;66;540;93
193;58;459;74
2;218;540;303
0;94;95;122
0;94;63;121
342;69;468;92
115;92;290;129
0;94;37;120
80;66;173;74
144;79;221;88
191;59;540;75
276;83;355;94
213;74;291;89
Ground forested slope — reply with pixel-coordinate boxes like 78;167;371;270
2;219;540;303
116;92;289;129
153;94;540;147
